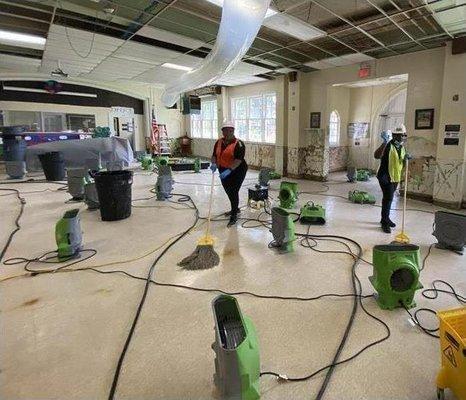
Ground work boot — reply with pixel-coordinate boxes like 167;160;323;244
381;224;391;234
380;219;396;227
224;209;241;217
227;214;238;228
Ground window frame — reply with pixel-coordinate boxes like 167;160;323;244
190;98;218;139
328;110;341;146
230;92;277;144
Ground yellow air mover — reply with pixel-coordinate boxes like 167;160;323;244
436;307;466;400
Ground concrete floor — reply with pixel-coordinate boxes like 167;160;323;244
0;168;465;400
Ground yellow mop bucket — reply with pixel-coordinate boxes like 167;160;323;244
436;307;466;400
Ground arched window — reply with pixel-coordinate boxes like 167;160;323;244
329;110;340;146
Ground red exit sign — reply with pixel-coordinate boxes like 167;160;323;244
358;66;371;78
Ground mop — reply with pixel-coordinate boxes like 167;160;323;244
395;159;410;244
178;171;220;270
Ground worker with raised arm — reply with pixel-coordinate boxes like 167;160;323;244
374;125;410;233
210;122;248;227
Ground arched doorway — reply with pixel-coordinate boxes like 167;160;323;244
376;88;407;135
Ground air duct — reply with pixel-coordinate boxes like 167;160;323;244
161;0;271;107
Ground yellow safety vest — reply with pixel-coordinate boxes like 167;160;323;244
388;144;405;183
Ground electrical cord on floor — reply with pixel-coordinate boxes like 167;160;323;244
400;280;466;339
106;193;199;400
0;188;26;263
260;227;391;400
4;249;98;274
420;243;435;271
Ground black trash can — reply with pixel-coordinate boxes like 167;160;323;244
38;152;66;181
94;170;133;221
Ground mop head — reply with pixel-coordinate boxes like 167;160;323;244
178;235;220;270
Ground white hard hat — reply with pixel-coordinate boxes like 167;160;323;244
393;124;406;134
221;121;235;129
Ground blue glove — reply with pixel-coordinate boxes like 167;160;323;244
210;163;217;173
405;153;413;161
381;131;390;144
219;169;232;180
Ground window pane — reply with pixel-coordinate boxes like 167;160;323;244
202;120;211;138
249;119;262;142
212;120;218;138
234;98;247;119
235;120;247;140
265;118;276;143
265;94;276;118
249;96;263;119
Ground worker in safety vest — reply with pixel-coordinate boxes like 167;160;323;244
374;124;410;233
210;121;248;227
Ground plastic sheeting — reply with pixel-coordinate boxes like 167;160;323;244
161;0;271;107
25;137;134;171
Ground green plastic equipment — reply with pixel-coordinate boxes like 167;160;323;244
140;155;153;171
356;169;371;181
300;201;326;225
348;190;376;204
212;295;260;400
271;207;296;253
194;157;201;173
369;243;422;310
278;181;298;209
55;209;82;260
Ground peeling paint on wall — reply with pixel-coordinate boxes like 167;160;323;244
407;156;436;198
433;160;465;205
191;138;275;169
329;146;349;172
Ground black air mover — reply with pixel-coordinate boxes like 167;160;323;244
433;211;466;254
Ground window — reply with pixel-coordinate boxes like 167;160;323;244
329;110;340;146
191;99;218;139
231;93;276;143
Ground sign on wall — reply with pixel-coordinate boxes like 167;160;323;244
444;124;460;146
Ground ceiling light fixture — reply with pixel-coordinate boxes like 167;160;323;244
204;0;277;18
263;13;326;41
161;62;193;71
0;29;46;49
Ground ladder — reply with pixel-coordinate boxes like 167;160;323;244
151;123;171;156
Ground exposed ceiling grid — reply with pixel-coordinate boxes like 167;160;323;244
0;0;464;87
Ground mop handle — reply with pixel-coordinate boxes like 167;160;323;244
205;171;215;237
401;158;409;233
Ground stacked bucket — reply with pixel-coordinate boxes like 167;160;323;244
2;126;28;179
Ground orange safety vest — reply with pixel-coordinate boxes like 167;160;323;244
215;138;238;168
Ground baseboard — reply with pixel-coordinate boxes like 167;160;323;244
433;199;463;210
302;174;328;182
405;192;433;203
329;167;347;173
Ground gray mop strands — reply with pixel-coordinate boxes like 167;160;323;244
178;172;220;270
177;244;220;270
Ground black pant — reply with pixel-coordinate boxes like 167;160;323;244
220;162;248;216
377;175;398;225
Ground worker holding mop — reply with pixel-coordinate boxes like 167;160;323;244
374;125;409;234
210;122;248;227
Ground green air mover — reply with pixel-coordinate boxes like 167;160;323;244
300;201;326;225
278;181;298;209
55;209;83;260
212;295;260;400
271;207;296;253
356;169;371;181
369;243;422;310
155;156;169;168
140;155;153;171
194;157;201;173
348;190;376;204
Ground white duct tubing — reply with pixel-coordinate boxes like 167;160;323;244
161;0;271;107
